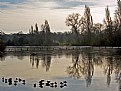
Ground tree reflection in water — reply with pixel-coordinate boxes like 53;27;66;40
66;49;94;87
118;73;121;91
66;51;83;79
112;52;121;91
30;53;39;69
30;49;121;91
103;56;113;87
2;48;121;89
66;48;121;87
82;52;94;87
30;53;51;71
0;52;5;61
41;54;51;72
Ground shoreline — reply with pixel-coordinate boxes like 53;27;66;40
4;46;121;52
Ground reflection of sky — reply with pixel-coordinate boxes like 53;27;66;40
0;0;116;33
0;53;118;91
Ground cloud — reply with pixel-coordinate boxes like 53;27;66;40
26;0;97;10
0;0;97;10
0;0;117;33
0;0;26;4
0;0;116;10
52;1;96;9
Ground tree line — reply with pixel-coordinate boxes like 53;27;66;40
1;0;121;46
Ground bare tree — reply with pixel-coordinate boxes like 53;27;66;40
65;13;82;34
65;13;82;45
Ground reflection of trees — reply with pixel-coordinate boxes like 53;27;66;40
3;48;121;89
0;52;26;61
66;49;121;87
82;52;94;87
112;55;121;91
113;56;121;80
15;52;24;60
103;53;121;88
30;53;51;71
102;49;121;89
67;51;83;79
85;49;121;88
66;50;95;87
80;50;96;87
41;54;51;72
30;54;39;69
0;52;5;61
103;56;114;86
118;73;121;91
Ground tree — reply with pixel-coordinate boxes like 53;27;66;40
80;5;93;34
93;23;102;33
65;13;81;34
80;5;93;45
29;25;34;34
41;20;50;33
35;23;39;34
103;6;114;46
0;38;5;52
41;20;52;45
44;20;50;33
114;0;121;29
90;23;103;46
103;6;112;28
65;13;82;45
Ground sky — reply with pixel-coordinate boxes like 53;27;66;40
0;0;117;34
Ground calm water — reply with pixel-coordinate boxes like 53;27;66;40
0;47;121;91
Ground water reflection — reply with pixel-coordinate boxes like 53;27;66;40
2;48;121;89
66;50;94;87
104;56;113;86
30;53;51;71
41;54;51;72
117;72;121;91
30;53;40;69
66;51;82;79
66;48;121;88
0;52;5;61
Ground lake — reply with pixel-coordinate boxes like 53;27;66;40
0;47;121;91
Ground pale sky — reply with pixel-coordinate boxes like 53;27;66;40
0;0;117;34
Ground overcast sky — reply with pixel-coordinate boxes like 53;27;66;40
0;0;117;33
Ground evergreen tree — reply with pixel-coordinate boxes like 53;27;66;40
41;20;52;45
103;6;112;28
103;6;114;46
80;5;93;45
31;25;34;34
81;5;93;34
117;0;121;25
35;23;39;34
44;20;50;33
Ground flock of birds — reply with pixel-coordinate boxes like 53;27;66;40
1;77;67;88
1;77;26;86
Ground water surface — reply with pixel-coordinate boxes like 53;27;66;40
0;47;121;91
